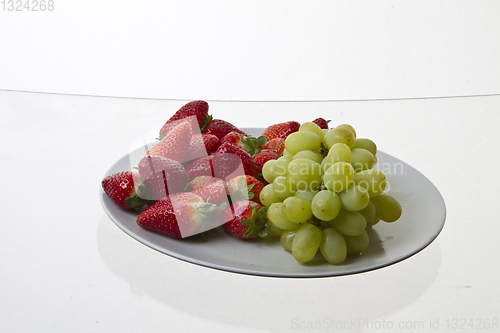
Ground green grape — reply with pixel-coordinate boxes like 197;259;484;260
323;162;355;192
311;190;341;221
280;230;296;252
329;209;366;236
282;149;292;157
353;169;387;197
344;230;369;255
267;222;285;237
321;129;329;144
282;196;313;223
320;228;347;265
287;158;323;191
259;184;282;207
326;143;352;168
291;223;322;262
268;202;301;230
284;131;321;155
339;184;370;212
299;122;324;141
274;155;293;176
272;176;296;200
294;189;317;202
372;217;380;225
370;193;402;222
358;200;376;225
352;138;377;156
351;148;377;172
262;159;278;183
335;124;357;139
292;150;323;164
365;219;373;236
324;127;355;149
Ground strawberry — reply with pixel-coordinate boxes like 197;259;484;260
213;142;258;179
159;100;210;137
146;121;193;163
220;132;267;156
138;155;188;200
191;177;232;205
101;171;137;210
203;119;246;140
137;192;216;239
186;155;215;180
261;121;300;141
222;201;268;239
186;133;220;161
188;175;219;191
229;175;264;204
260;137;285;155
312;117;329;129
254;150;279;175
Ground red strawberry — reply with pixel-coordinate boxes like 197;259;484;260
220;132;267;156
222;201;268;239
188;175;219;191
192;177;232;205
261;121;300;141
312;117;329;129
213;142;258;179
260;137;285;155
146;121;193;163
186;155;215;180
229;175;264;204
137;192;216;239
186;133;220;161
138;155;188;200
254;150;279;175
101;171;137;210
203;119;245;140
159;100;210;137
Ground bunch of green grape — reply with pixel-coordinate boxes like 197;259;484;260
259;122;402;265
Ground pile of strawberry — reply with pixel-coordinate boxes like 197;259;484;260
102;100;327;240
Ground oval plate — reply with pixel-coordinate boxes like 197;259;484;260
100;128;446;278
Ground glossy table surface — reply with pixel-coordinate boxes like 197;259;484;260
1;90;499;332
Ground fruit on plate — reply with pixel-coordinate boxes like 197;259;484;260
159;100;210;138
261;121;300;141
261;121;402;265
145;121;193;163
220;132;267;156
203;119;246;139
212;142;259;179
136;192;216;239
101;171;137;210
101;100;403;266
186;133;220;161
221;201;269;239
138;155;188;200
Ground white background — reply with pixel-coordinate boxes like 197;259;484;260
1;0;499;101
1;1;500;332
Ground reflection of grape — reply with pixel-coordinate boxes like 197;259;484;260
291;223;322;262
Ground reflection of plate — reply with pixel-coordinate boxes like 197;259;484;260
100;128;446;278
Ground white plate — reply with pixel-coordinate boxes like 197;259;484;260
100;128;446;278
